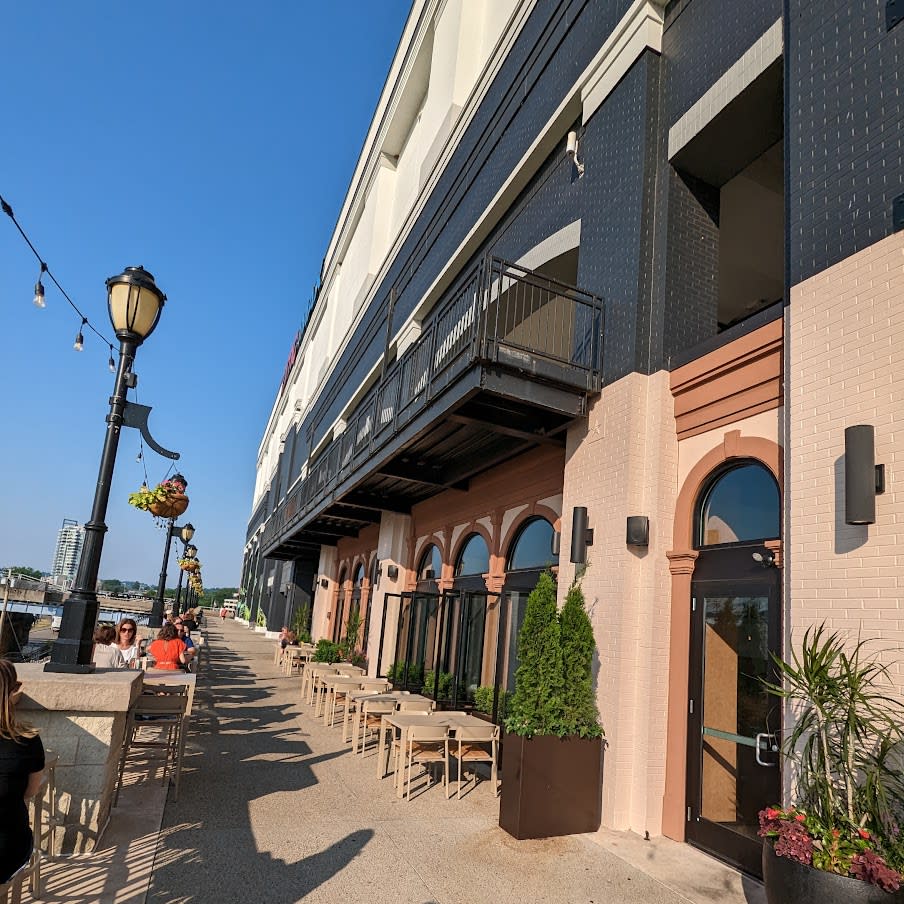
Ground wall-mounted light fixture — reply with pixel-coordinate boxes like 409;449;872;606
319;577;329;589
751;550;776;568
423;567;435;581
386;564;399;581
845;425;886;525
570;507;594;564
566;130;585;177
626;516;649;547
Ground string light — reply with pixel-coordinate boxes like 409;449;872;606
73;317;87;352
1;191;116;367
108;344;116;372
33;263;47;308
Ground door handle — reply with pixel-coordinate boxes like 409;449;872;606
756;732;779;766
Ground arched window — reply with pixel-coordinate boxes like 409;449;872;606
506;517;557;571
353;563;365;587
696;461;780;547
455;533;490;577
417;544;442;581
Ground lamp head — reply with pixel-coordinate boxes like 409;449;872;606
180;523;195;543
185;544;197;558
106;266;166;344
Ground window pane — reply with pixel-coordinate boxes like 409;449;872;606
418;545;442;580
455;534;490;577
699;464;780;546
507;518;556;571
353;564;364;586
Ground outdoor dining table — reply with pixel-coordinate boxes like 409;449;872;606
346;691;431;749
320;674;364;724
378;710;489;797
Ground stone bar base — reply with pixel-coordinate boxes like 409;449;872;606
16;664;143;854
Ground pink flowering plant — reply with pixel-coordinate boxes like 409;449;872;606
760;625;904;892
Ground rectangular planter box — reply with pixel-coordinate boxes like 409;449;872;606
499;732;604;840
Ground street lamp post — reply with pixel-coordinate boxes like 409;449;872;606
151;515;193;627
173;540;197;617
47;267;166;672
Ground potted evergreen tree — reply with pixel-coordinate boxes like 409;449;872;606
499;573;605;839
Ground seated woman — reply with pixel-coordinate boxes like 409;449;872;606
93;624;126;669
114;618;142;668
173;619;196;668
0;660;46;884
147;623;186;671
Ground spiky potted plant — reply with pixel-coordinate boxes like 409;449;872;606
499;573;604;839
759;625;904;902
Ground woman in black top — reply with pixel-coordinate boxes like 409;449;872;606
0;660;45;882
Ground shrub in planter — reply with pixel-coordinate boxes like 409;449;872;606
474;685;509;719
499;573;605;840
421;669;454;700
759;625;904;901
313;639;341;663
386;661;424;687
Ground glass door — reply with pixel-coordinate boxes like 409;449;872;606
687;573;780;876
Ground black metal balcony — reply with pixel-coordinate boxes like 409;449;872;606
261;255;603;559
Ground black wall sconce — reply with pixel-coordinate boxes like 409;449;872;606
626;516;649;547
570;506;594;564
319;577;329;589
845;425;886;525
386;564;399;580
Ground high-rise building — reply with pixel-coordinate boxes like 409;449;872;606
51;519;84;588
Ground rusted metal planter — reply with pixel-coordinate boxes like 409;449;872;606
498;732;604;840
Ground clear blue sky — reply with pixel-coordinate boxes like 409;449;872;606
0;1;410;588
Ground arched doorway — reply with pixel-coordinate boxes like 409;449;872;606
449;533;492;706
497;517;558;711
332;567;348;643
345;562;365;649
686;460;781;876
392;544;443;691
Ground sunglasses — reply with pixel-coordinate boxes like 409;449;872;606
121;628;135;634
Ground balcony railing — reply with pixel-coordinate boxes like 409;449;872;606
260;255;603;553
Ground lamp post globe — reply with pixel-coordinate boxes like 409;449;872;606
185;544;197;559
47;266;167;672
106;266;166;344
181;523;195;544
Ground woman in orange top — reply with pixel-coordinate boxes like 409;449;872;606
147;623;186;670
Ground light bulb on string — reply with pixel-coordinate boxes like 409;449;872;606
136;450;143;463
73;317;86;352
33;263;47;308
108;344;116;372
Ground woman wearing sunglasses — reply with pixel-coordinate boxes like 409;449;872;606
115;618;142;668
0;660;45;883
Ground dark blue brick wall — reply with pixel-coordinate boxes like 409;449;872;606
787;0;904;284
663;0;782;127
301;0;634;452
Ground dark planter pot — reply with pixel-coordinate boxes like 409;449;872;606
763;842;904;904
498;732;603;840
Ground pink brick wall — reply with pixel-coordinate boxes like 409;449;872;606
788;231;904;686
559;371;678;836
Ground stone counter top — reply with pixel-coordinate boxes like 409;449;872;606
16;662;143;713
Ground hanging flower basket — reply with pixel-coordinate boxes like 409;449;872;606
149;493;189;518
178;557;201;573
128;476;189;517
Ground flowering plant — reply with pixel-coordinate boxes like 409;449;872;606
759;806;902;892
760;624;904;892
128;477;187;512
178;557;201;572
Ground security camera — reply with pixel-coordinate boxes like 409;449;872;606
566;130;578;159
752;551;776;568
566;130;584;176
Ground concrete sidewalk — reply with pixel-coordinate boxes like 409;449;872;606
140;621;764;904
